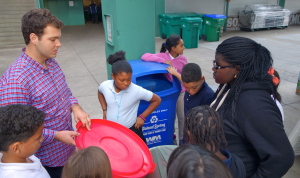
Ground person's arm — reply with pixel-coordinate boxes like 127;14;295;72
240;103;294;177
135;93;161;129
98;91;107;119
54;130;80;146
141;53;169;64
166;66;182;82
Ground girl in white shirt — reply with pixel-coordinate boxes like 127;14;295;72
98;51;161;142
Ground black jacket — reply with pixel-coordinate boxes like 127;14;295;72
214;82;294;178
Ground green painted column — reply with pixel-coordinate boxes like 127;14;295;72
278;0;285;8
224;1;229;31
102;0;155;78
36;0;44;8
155;0;165;37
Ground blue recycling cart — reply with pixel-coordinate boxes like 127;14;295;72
128;59;181;148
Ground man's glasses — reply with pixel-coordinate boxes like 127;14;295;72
213;60;234;70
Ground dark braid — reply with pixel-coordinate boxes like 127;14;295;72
184;105;227;153
107;50;132;76
216;36;275;117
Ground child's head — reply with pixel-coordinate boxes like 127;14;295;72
160;35;184;56
167;143;232;178
181;63;204;95
0;104;44;159
185;105;227;153
108;50;132;91
62;146;112;178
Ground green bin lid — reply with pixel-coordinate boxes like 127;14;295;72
180;17;203;23
164;14;183;19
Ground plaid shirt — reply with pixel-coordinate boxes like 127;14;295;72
0;49;77;166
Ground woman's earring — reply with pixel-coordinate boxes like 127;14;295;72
234;74;237;78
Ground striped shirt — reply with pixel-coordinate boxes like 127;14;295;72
0;49;77;166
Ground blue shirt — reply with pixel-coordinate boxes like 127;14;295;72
184;81;214;115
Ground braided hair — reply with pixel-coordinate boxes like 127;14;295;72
184;105;227;153
160;35;181;53
107;50;132;76
216;36;275;116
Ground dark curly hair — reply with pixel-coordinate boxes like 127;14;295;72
22;8;64;45
107;50;132;76
184;105;227;153
181;63;202;83
0;104;45;151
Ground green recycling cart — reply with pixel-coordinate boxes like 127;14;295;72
203;14;226;42
180;17;203;48
165;14;183;38
159;13;167;39
160;13;203;39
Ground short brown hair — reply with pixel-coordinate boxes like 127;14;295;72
62;146;112;178
21;8;63;45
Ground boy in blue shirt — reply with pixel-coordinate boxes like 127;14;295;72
167;63;214;116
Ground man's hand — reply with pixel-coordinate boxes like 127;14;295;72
55;130;79;146
72;104;91;130
135;117;145;129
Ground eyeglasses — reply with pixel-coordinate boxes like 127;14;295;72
213;60;234;70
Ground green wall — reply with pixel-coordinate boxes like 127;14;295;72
102;0;156;78
155;0;165;37
43;0;85;25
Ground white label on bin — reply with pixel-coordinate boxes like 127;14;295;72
146;135;162;144
150;116;158;123
142;123;166;131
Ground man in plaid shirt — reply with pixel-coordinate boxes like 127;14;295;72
0;9;91;178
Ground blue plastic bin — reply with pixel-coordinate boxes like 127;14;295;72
129;59;181;148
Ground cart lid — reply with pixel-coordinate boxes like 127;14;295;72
75;119;155;178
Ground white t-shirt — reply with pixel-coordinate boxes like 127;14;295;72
99;80;153;128
0;153;50;178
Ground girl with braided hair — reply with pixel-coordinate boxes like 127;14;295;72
210;36;294;177
185;105;246;178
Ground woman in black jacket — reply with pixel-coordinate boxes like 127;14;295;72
210;36;294;178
